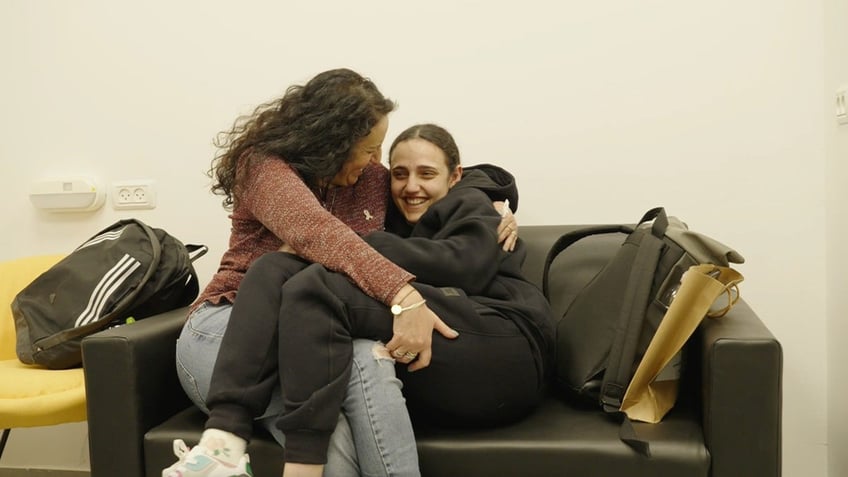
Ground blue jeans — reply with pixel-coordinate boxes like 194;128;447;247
175;302;420;477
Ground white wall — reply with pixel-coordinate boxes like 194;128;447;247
0;0;835;475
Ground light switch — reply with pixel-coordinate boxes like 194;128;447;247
837;85;848;125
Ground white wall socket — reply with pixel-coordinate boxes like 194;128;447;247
112;180;157;210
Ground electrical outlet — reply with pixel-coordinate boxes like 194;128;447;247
112;180;156;209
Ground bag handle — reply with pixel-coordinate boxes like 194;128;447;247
186;244;208;263
638;206;669;239
542;224;634;298
705;267;744;318
707;284;740;318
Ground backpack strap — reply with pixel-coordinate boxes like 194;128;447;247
617;415;651;456
599;207;669;457
542;224;633;299
600;207;668;411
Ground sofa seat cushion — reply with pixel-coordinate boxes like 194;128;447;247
415;396;709;477
143;395;708;477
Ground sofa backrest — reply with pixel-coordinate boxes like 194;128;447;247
516;225;580;290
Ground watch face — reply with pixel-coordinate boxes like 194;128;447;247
391;304;403;315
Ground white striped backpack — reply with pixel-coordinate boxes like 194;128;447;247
12;218;206;369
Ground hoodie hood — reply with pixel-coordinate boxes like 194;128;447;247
456;163;519;213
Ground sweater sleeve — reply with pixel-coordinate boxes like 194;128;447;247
240;156;413;304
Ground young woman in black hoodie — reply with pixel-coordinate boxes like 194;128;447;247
273;123;556;472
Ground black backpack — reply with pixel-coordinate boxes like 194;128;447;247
542;207;743;453
12;218;206;369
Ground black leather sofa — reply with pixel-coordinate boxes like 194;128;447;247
81;224;782;477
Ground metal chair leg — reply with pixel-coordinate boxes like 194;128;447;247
0;428;10;461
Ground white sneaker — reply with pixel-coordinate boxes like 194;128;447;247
162;439;253;477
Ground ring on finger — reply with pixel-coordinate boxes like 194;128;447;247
393;350;405;358
404;352;418;360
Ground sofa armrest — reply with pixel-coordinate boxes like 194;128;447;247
698;299;782;477
82;307;191;477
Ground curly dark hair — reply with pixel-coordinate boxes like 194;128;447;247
209;68;396;208
389;123;461;171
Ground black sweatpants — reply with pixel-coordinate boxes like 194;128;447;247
204;252;310;442
274;263;542;464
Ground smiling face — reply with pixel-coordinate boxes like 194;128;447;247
389;138;462;224
329;115;389;187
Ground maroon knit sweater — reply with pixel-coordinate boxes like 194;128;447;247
193;154;414;312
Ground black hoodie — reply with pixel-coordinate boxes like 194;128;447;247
364;164;555;384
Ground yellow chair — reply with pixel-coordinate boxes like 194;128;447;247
0;255;87;460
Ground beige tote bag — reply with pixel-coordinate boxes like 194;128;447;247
619;264;744;423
